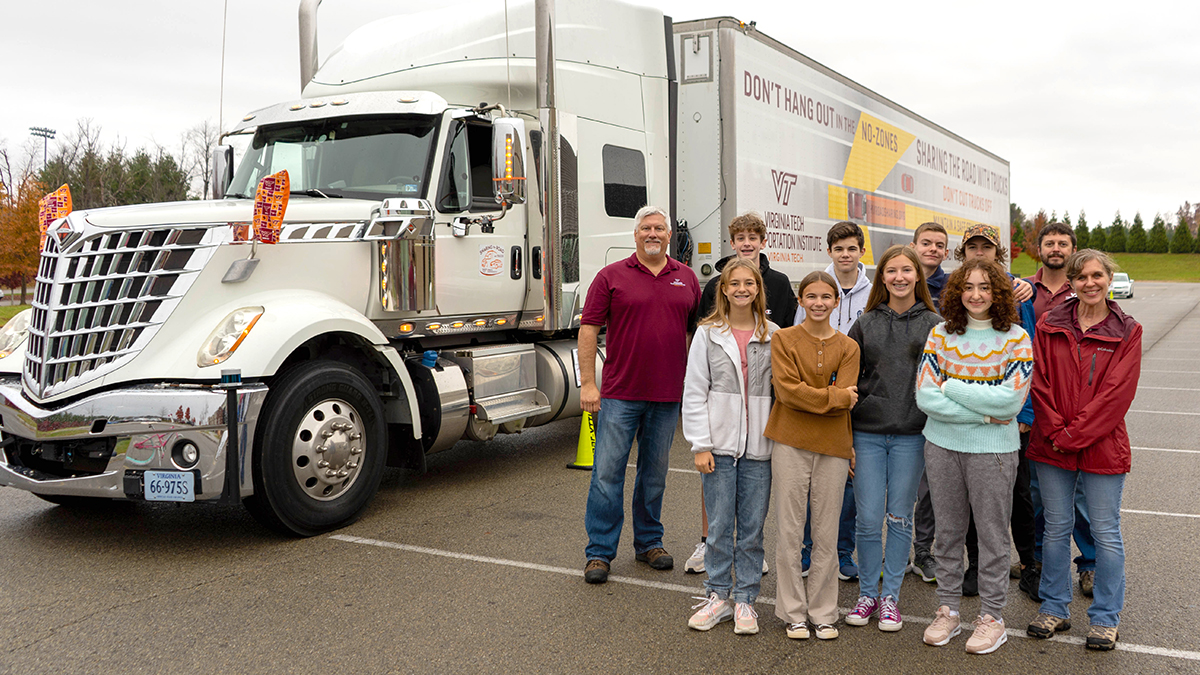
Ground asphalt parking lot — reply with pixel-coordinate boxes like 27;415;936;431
1;282;1198;674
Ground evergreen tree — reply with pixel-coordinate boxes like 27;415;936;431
1062;211;1072;226
1107;213;1126;252
1147;215;1170;253
1172;214;1197;253
1075;211;1090;249
1090;222;1108;251
1012;221;1025;255
1127;212;1147;253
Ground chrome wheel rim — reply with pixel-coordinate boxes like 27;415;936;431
290;398;365;501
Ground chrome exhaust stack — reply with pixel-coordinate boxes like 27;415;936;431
536;0;565;332
299;0;322;92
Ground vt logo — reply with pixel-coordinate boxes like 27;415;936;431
771;169;798;206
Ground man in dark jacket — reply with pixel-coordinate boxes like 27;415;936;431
686;212;796;575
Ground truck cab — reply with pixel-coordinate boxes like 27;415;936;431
0;0;672;535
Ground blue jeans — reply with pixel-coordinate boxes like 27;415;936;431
1032;470;1096;571
852;432;925;601
1032;461;1126;627
702;455;771;604
584;398;679;562
802;476;856;564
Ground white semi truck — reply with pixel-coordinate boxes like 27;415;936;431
0;0;1009;535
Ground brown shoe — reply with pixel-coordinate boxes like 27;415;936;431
584;559;609;584
1027;613;1070;639
1079;570;1095;598
1086;624;1118;651
635;547;674;570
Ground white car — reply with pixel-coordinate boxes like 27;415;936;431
1110;272;1134;299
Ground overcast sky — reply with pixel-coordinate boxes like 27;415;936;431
3;0;1197;224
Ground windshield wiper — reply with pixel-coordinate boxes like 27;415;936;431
293;188;343;198
224;192;252;200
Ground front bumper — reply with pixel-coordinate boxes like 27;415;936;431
0;377;268;501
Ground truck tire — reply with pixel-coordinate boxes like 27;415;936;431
244;360;387;536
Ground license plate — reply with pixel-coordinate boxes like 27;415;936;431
144;471;195;502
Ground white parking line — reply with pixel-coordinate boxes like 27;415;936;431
1133;446;1200;454
1129;409;1200;416
1140;370;1200;374
1121;508;1200;519
1137;386;1200;392
330;534;1200;662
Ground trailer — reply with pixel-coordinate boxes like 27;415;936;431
674;18;1009;281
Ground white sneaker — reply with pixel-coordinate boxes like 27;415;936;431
685;542;706;574
762;558;769;574
688;593;732;630
814;623;839;640
785;622;810;639
733;602;759;635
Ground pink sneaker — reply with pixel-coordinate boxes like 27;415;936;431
845;595;878;626
923;606;962;646
688;593;732;631
965;614;1008;654
733;602;759;635
878;595;903;632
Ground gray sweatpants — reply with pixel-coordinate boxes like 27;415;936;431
924;441;1018;620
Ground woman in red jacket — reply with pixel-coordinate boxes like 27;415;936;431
1023;250;1141;651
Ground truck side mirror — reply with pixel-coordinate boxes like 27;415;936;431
212;145;235;199
491;118;527;206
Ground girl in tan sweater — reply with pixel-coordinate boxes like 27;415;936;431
765;271;860;641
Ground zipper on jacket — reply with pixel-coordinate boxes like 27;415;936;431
1088;353;1096;386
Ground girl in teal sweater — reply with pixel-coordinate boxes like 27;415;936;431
915;259;1032;656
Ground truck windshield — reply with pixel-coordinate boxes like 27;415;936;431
226;115;437;201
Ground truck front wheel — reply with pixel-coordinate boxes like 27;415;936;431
244;360;387;536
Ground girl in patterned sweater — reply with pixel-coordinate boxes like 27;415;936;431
915;259;1032;655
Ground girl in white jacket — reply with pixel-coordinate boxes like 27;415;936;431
683;258;779;635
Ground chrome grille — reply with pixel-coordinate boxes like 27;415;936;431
24;226;218;399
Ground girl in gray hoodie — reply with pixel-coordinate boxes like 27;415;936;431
843;245;942;632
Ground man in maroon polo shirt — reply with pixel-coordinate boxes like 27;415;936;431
579;205;701;584
1028;222;1079;317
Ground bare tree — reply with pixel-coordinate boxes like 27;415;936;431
182;119;221;199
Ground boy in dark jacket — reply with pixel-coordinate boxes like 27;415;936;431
698;213;797;326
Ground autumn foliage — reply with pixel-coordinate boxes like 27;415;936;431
0;176;45;302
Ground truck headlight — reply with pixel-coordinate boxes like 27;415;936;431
197;307;263;367
0;309;32;358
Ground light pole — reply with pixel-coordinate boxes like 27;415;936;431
29;126;56;168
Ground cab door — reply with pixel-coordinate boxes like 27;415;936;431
432;114;527;318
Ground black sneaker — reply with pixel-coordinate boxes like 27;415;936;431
635;548;674;570
911;549;936;583
584;559;609;584
962;566;979;597
1019;565;1043;602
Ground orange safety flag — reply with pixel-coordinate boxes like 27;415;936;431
38;184;73;250
253;170;289;244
